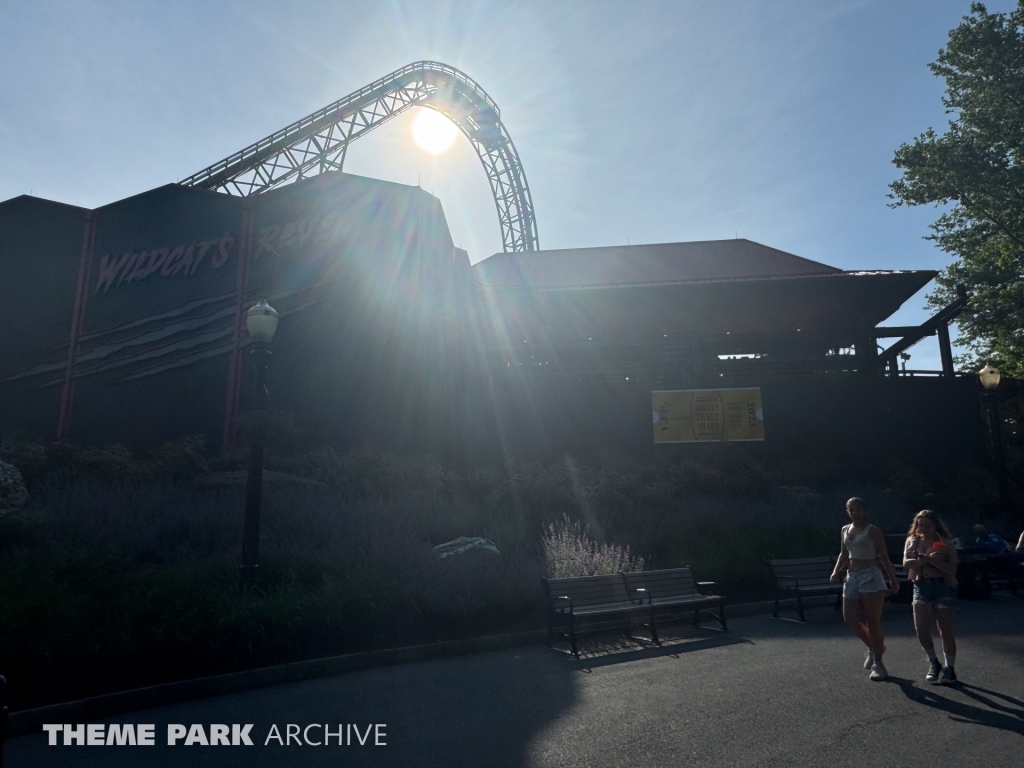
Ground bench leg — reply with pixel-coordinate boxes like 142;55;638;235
719;602;728;632
796;592;806;623
568;613;579;659
834;590;843;615
772;593;780;619
546;611;555;648
649;608;660;645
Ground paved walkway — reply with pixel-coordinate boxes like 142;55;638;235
7;597;1024;767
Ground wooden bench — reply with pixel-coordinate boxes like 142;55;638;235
543;568;726;658
769;556;842;622
542;574;654;658
623;568;727;636
986;552;1024;596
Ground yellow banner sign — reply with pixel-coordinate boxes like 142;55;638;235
652;388;764;443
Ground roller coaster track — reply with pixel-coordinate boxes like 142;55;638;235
181;61;538;252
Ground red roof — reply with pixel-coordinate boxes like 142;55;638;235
474;239;841;289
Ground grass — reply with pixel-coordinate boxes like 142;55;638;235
0;441;1010;709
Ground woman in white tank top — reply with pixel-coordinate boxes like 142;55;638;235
829;497;900;680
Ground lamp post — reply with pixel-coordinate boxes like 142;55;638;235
979;364;1009;508
240;299;279;592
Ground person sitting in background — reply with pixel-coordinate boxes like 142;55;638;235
974;524;1009;555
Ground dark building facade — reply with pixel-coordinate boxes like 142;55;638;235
0;173;987;471
467;240;984;469
0;172;473;455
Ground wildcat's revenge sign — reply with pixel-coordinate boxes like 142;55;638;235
652;388;764;443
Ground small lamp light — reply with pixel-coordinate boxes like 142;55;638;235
979;364;1001;390
246;300;279;344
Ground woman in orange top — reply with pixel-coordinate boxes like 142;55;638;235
904;509;959;685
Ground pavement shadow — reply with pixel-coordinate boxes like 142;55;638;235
889;677;1024;736
732;602;926;641
561;631;749;673
5;646;583;768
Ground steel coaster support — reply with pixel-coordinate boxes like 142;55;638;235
180;61;538;252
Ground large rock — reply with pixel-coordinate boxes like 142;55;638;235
433;537;502;619
434;536;501;561
0;460;29;515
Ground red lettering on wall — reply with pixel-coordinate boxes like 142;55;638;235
191;238;219;276
211;236;235;268
94;251;131;294
172;243;195;276
126;250;152;284
142;247;170;278
253;225;280;259
90;208;344;298
161;245;185;276
117;252;140;286
297;217;316;247
278;221;297;249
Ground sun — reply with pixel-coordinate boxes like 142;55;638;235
412;109;458;154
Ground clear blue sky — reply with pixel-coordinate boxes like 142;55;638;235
2;0;1015;369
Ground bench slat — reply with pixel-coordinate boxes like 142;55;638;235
623;568;721;601
776;579;836;588
770;556;835;566
624;572;699;596
545;574;632;609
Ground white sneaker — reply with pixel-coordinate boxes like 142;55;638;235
864;649;874;670
870;662;888;681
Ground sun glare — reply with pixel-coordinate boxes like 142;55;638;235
412;109;458;154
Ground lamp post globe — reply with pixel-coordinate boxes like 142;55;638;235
246;299;279;344
979;364;1001;390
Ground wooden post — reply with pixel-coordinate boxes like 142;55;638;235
937;322;955;378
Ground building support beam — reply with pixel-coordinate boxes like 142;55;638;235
937;322;955;378
878;289;968;376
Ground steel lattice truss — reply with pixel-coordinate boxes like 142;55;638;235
181;61;538;252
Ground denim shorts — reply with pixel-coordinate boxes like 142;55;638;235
913;579;956;608
843;567;887;599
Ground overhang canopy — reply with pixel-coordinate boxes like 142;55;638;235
473;240;936;343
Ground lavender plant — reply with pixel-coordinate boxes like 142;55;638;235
542;514;644;578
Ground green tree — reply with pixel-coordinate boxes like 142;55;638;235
889;2;1024;376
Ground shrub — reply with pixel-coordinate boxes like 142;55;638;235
541;514;644;578
150;435;209;480
0;460;29;515
268;445;461;500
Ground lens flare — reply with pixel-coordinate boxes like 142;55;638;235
412;109;458;154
